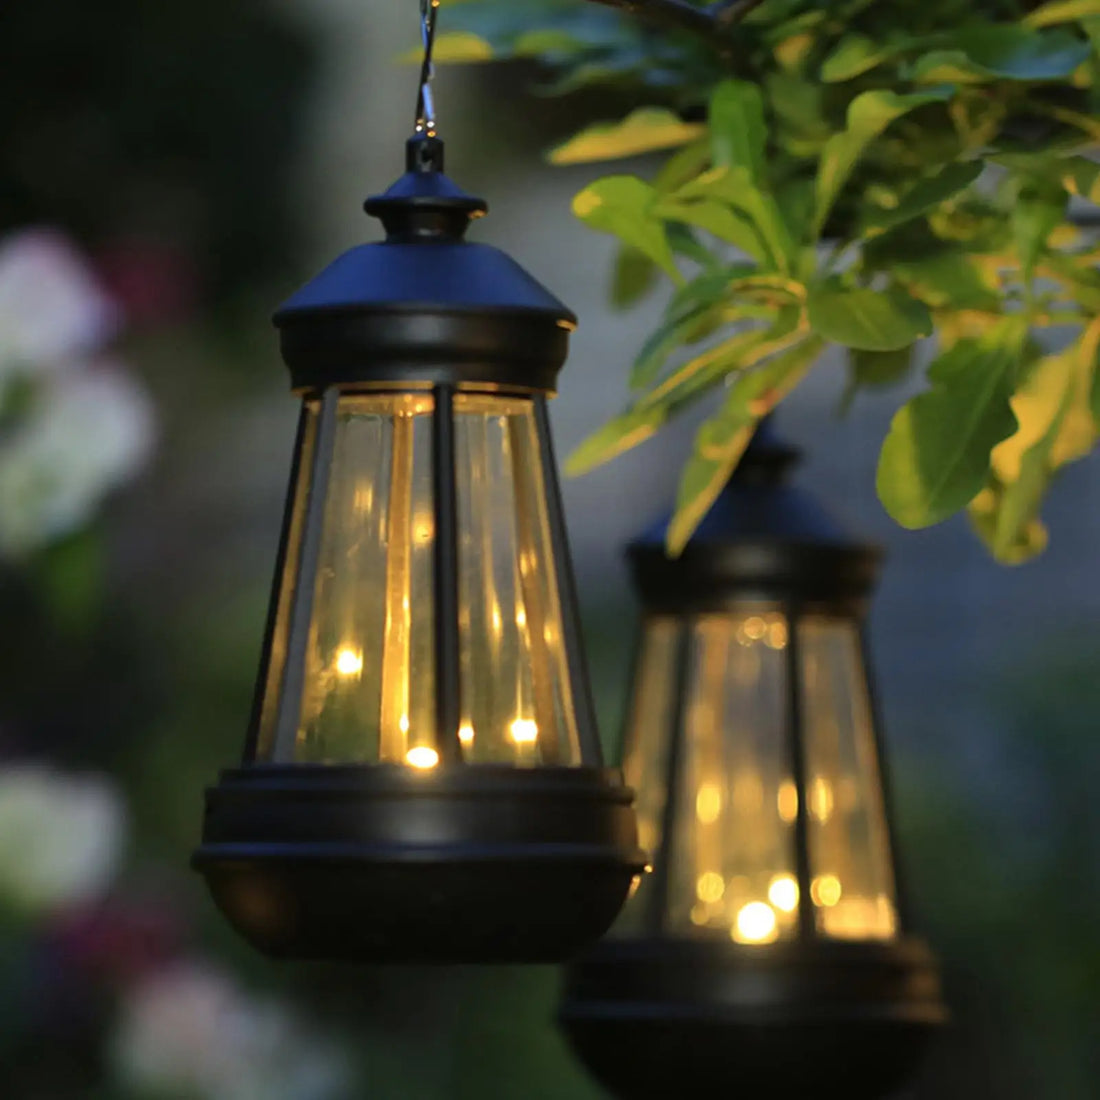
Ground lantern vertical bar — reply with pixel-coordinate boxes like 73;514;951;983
380;403;415;762
533;395;601;763
647;619;692;935
783;604;814;940
241;403;310;763
432;383;463;764
271;387;339;762
858;622;910;927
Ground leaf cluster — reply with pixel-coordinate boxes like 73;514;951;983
442;0;1100;561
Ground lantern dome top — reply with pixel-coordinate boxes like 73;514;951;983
628;420;882;612
274;136;576;393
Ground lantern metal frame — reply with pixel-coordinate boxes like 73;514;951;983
559;425;946;1099
192;134;645;964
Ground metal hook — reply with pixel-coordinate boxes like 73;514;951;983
415;0;440;137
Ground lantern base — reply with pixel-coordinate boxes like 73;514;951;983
193;764;645;964
559;937;946;1100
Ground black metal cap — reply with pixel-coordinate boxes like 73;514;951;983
275;135;577;393
628;421;882;613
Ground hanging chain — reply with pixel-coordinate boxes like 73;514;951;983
415;0;440;137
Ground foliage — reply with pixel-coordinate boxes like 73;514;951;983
441;0;1100;560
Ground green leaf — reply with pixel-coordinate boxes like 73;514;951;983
674;167;794;272
399;30;493;63
984;323;1100;559
564;405;669;476
840;345;915;413
610;246;658;309
807;285;932;351
638;316;798;412
913;27;1091;82
630;269;761;388
821;35;903;82
654;198;770;262
1062;155;1100;202
891;248;1000;310
1024;0;1100;29
863;160;983;236
548;108;705;165
1013;182;1068;279
709;80;767;184
573;176;679;281
812;87;954;238
876;318;1028;528
653;139;712;193
569;315;801;474
666;337;825;554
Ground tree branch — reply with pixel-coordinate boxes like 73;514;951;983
584;0;763;39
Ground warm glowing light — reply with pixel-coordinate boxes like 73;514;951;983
458;723;475;746
696;871;725;903
405;746;439;769
696;783;723;823
412;511;433;542
744;616;767;640
809;776;834;822
334;647;363;677
811;873;842;907
777;779;799;823
510;718;539;744
690;903;710;926
515;605;527;628
768;873;799;913
398;714;410;734
820;895;897;940
490;604;502;637
766;619;788;649
732;901;778;944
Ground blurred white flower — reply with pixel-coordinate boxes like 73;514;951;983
0;229;120;377
0;226;156;558
0;765;126;916
0;361;155;556
112;962;356;1100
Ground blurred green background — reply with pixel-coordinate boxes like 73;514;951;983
0;2;1097;1098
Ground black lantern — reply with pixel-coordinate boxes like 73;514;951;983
192;12;643;962
560;425;946;1098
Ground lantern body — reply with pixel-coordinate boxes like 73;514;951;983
253;391;582;770
193;139;644;963
560;431;945;1098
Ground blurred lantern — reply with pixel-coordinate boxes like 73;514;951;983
192;1;643;963
560;424;946;1098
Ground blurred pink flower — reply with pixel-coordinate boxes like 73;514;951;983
112;961;356;1100
0;227;156;557
0;229;120;374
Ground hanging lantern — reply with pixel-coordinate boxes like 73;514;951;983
192;3;644;963
560;425;946;1098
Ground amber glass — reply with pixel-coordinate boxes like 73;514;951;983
253;390;581;768
800;616;898;940
619;607;898;944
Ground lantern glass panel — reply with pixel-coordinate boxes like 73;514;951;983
800;615;897;940
665;609;798;943
611;616;679;935
253;390;582;768
453;393;580;766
